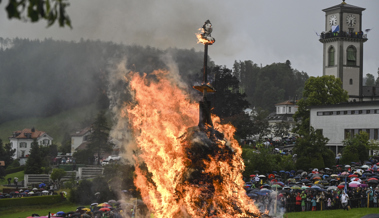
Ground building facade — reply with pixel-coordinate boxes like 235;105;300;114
320;1;367;99
9;128;53;159
70;127;92;153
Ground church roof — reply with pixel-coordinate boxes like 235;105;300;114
322;1;365;13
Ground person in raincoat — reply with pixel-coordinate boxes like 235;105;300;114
295;193;301;212
341;191;349;210
311;197;317;211
300;191;307;211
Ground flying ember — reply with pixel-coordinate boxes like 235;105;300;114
123;21;265;217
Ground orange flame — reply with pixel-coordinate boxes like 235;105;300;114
124;70;260;217
196;28;215;45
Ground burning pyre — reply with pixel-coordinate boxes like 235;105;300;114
122;21;265;217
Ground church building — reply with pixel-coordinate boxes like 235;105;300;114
310;1;379;155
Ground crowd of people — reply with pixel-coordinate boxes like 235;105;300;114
245;161;379;214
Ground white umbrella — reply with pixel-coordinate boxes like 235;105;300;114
42;190;49;193
327;186;338;190
258;175;266;178
28;191;34;194
361;165;370;169
345;165;351;168
349;181;361;185
32;188;38;191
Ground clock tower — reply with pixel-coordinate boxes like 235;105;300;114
320;1;368;99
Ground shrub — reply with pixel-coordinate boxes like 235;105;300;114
0;195;64;207
5;166;25;174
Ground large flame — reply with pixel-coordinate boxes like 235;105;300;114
124;70;261;217
196;28;215;45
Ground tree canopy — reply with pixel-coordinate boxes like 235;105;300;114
24;139;43;174
341;131;369;164
293;75;349;136
0;139;16;169
2;0;71;27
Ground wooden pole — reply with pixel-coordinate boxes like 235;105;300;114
368;192;370;208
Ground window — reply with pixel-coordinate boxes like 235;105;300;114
367;110;371;114
347;46;357;66
337;111;341;115
282;107;285;113
43;139;50;145
19;142;27;148
351;110;355;114
328;46;335;66
359;110;362;114
350;79;353;85
289;107;291;113
317;112;323;116
375;129;378;140
344;111;348;115
21;150;25;157
366;129;371;139
344;129;351;139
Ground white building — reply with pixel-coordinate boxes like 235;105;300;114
70;127;92;153
267;100;298;138
310;101;379;154
9;127;53;159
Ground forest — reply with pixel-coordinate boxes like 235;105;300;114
0;38;309;125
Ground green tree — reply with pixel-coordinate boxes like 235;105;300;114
293;128;335;170
2;0;71;27
24;139;43;174
60;132;72;154
210;66;250;118
87;111;113;165
293;76;349;136
50;168;66;182
365;73;375;86
0;139;16;169
341;131;369;164
273;121;290;139
251;108;270;140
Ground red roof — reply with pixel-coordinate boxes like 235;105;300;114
275;100;297;106
11;128;46;139
71;127;92;136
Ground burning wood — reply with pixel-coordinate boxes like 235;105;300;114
197;20;216;45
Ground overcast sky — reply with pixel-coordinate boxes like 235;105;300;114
1;0;378;77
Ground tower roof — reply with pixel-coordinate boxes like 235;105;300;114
322;1;365;13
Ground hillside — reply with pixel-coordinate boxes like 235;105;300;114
0;104;99;146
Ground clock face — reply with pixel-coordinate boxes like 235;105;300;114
346;14;356;27
329;15;337;26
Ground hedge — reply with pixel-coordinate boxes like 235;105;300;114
5;166;25;174
57;164;85;171
0;195;65;207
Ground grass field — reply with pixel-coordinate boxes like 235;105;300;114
0;201;81;218
0;171;24;185
285;208;379;218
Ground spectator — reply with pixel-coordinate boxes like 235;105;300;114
311;197;317;211
341;191;349;211
327;197;332;209
7;177;11;185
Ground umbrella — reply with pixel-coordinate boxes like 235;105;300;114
258;175;266;178
327;186;338;190
349;174;358;178
368;180;379;184
311;185;321;189
279;170;285;173
99;208;111;212
361;165;370;169
345;165;351;168
108;200;117;204
98;203;111;208
271;184;282;189
337;185;345;189
56;211;65;216
312;177;322;180
301;179;310;183
349;183;360;188
32;188;38;191
250;175;256;177
368;178;378;181
38;183;46;188
331;174;339;177
28;191;34;194
301;186;309;189
80;208;91;212
359;184;368;187
291;186;301;190
268;174;275;179
95;192;100;195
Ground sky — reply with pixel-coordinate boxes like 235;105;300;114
1;0;378;78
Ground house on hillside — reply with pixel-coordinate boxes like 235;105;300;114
267;100;298;139
9;127;53;161
70;127;92;153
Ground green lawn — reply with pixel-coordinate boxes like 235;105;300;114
1;171;24;185
0;201;82;218
285;208;379;218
